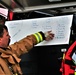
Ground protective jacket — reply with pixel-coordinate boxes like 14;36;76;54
60;41;76;75
0;32;45;75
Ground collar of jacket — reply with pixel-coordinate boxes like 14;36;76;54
0;48;22;74
0;48;21;64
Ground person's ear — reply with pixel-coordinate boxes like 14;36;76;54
0;38;2;43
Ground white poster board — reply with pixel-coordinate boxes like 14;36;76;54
5;15;73;46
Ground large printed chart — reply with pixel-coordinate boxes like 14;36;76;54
5;15;73;46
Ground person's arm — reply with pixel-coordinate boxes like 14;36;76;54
9;31;54;57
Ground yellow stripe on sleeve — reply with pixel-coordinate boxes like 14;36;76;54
37;32;43;42
33;34;39;43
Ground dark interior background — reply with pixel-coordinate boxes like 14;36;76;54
20;45;69;75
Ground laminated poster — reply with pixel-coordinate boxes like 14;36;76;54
5;15;73;46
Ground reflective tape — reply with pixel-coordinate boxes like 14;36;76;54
33;32;43;43
37;32;43;41
74;71;76;75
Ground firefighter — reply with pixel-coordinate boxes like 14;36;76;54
0;24;54;75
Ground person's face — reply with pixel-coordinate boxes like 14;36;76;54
0;29;11;48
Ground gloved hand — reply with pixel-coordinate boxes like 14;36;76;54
44;31;54;41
